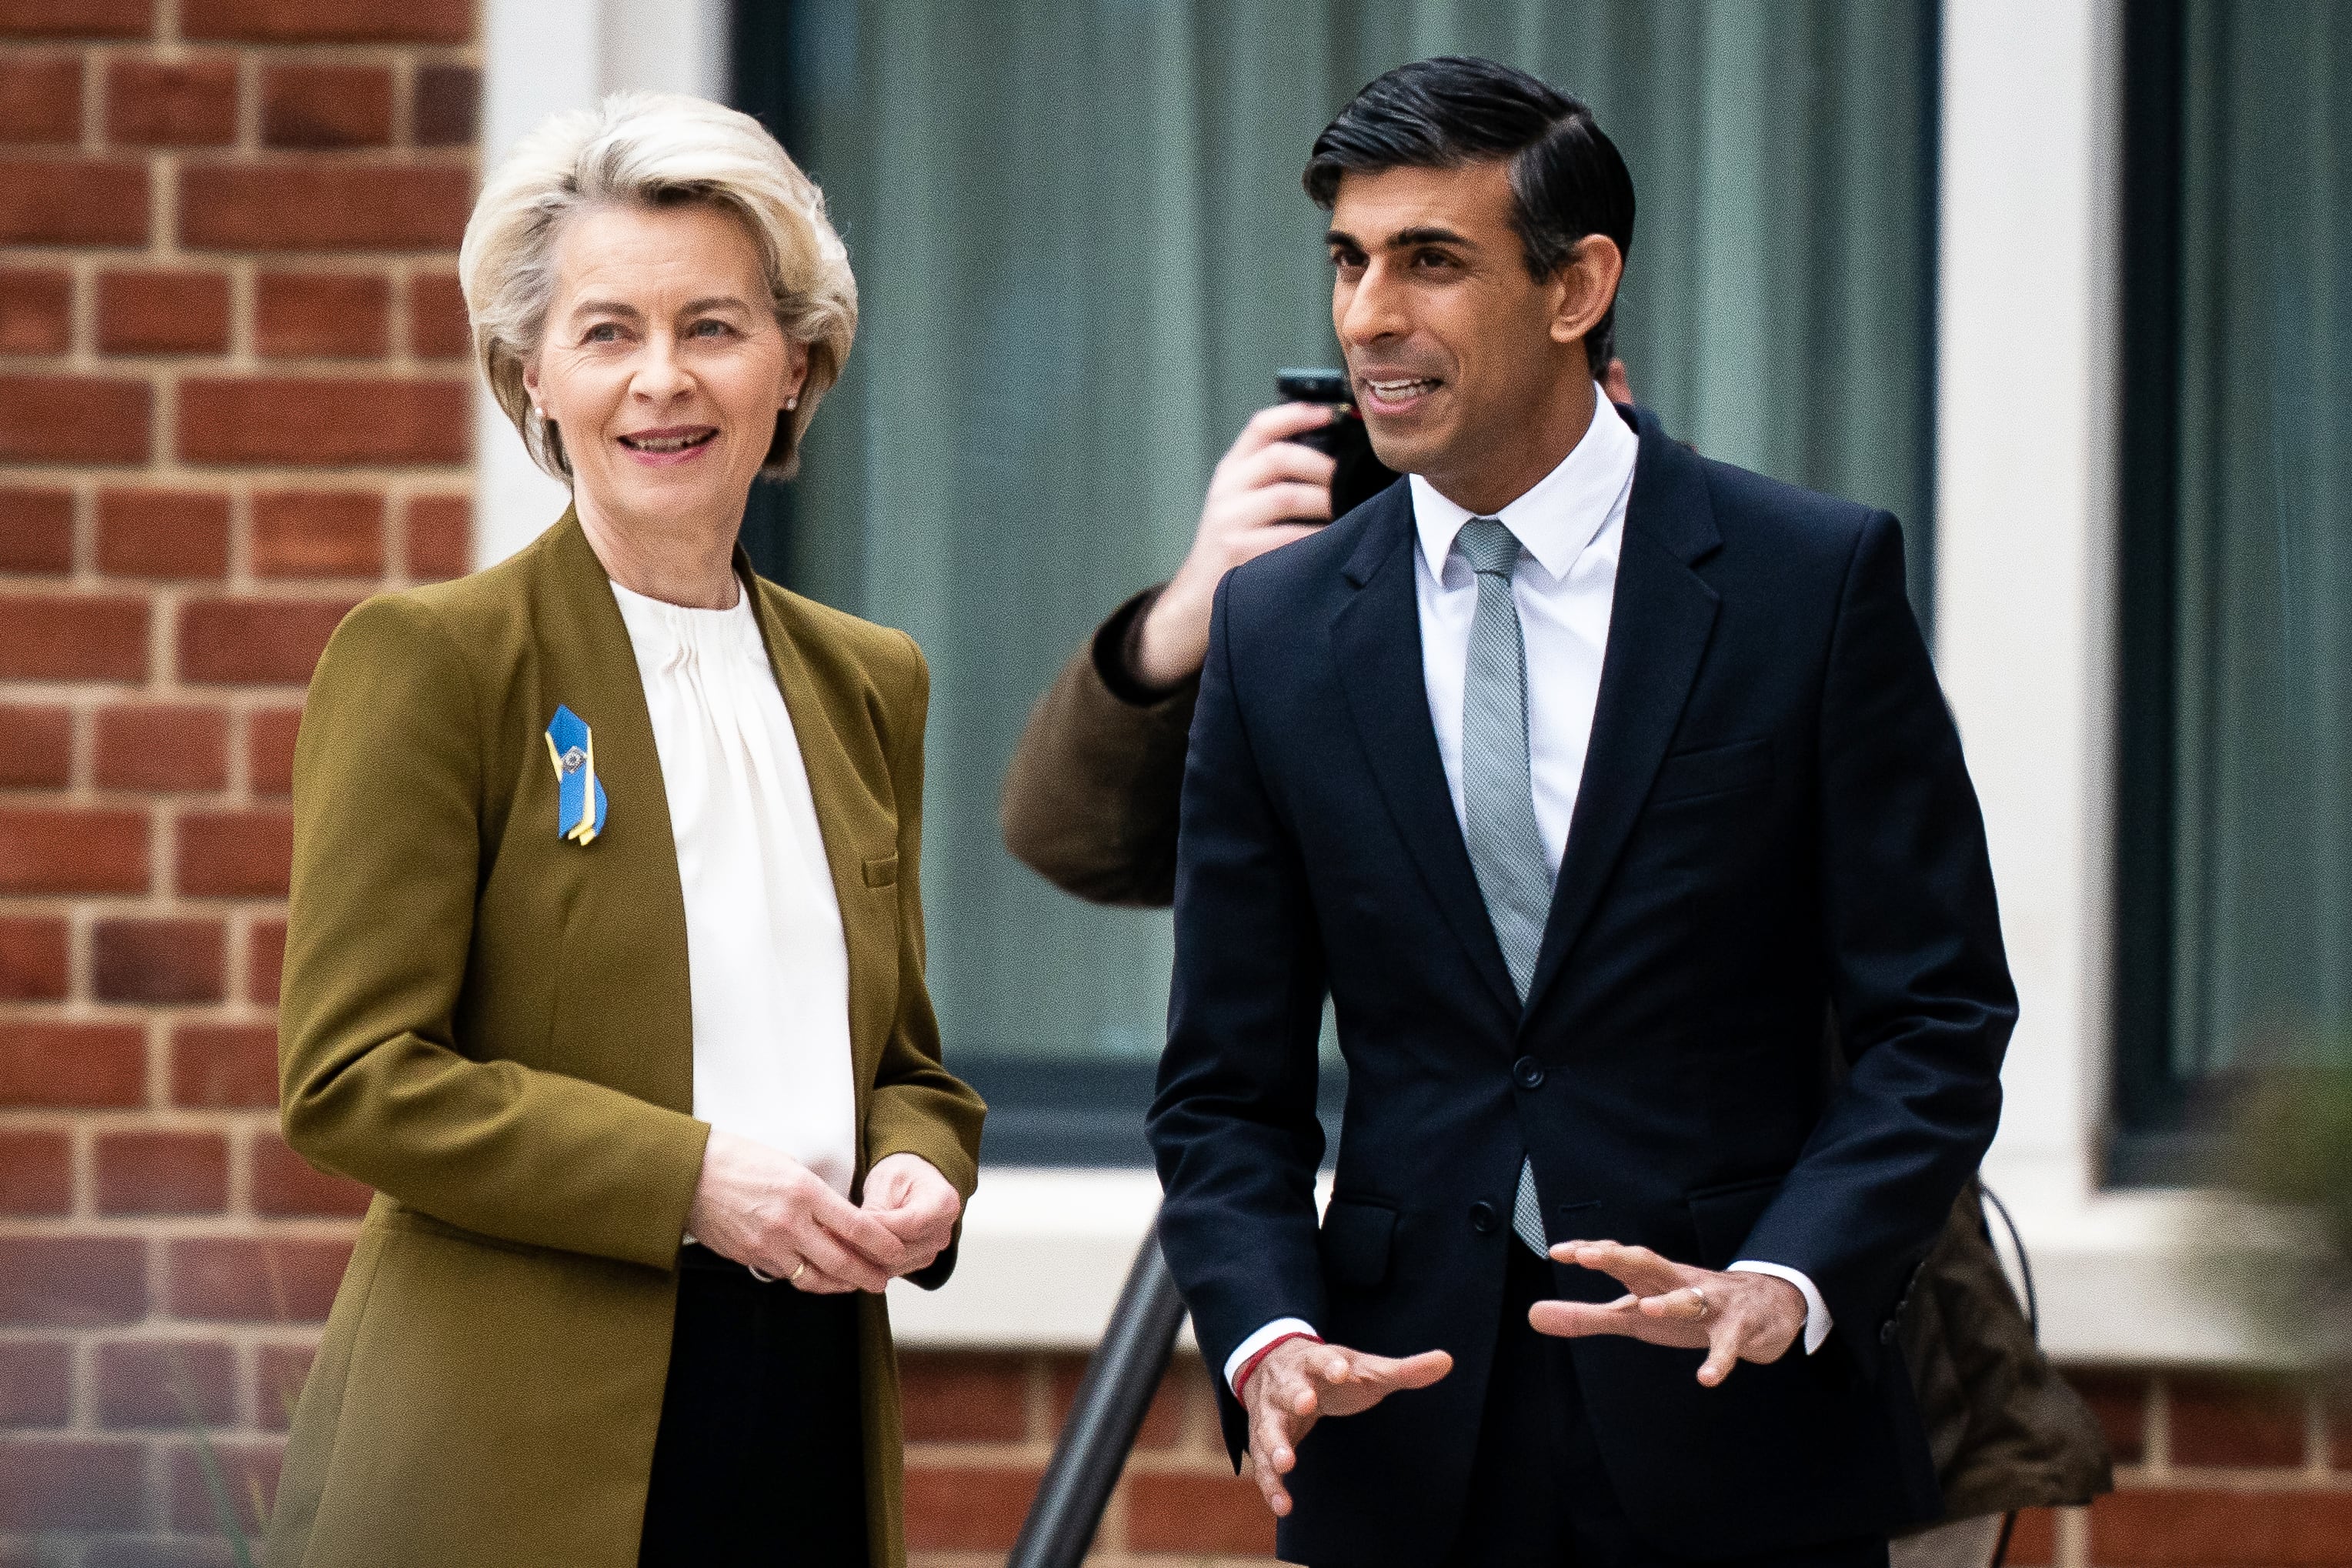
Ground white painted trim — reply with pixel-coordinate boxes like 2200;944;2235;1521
884;1170;1345;1353
1938;0;2119;1214
884;1170;1170;1349
884;1170;1335;1352
1939;0;2264;1365
883;1169;2270;1364
473;0;731;568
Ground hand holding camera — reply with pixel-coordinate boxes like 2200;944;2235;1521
1133;399;1339;690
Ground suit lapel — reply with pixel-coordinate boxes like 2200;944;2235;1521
535;518;898;1125
1330;489;1522;1019
1521;409;1723;1022
539;509;696;1113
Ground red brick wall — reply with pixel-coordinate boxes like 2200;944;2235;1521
890;1360;2352;1568
900;1350;1274;1563
4;5;2347;1568
2003;1372;2352;1568
0;0;474;1557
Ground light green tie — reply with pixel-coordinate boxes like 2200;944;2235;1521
1455;517;1552;1256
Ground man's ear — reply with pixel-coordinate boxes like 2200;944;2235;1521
1549;234;1624;350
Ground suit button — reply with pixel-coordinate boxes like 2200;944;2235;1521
1513;1056;1545;1089
1468;1200;1500;1234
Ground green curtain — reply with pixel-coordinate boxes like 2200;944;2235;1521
779;0;1937;1069
2168;0;2352;1077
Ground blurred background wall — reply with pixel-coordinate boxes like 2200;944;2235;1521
760;0;1942;1166
1;1;2347;1564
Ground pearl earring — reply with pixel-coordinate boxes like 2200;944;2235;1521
786;395;799;410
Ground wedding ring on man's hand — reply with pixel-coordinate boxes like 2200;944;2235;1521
748;1263;776;1283
790;1260;808;1286
1690;1286;1710;1320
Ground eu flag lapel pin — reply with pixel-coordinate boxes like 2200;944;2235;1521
543;705;607;846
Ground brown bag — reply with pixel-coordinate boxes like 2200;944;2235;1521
1894;1177;2113;1526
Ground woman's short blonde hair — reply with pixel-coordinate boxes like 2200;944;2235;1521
459;91;856;482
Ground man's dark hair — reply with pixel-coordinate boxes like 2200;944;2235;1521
1305;56;1636;375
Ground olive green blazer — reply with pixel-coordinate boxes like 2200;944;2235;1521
269;509;985;1568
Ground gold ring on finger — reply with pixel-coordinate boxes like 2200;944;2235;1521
790;1260;808;1286
1690;1286;1709;1319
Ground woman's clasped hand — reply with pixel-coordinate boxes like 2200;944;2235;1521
685;1132;960;1293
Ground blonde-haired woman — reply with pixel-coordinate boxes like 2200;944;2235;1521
269;93;983;1568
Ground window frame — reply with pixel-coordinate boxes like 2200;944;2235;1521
2108;0;2199;1183
728;0;803;599
679;0;2280;1363
728;3;1334;1167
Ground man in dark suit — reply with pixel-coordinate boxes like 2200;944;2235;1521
1146;57;2016;1567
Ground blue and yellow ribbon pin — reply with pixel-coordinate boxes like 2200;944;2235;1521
543;705;607;846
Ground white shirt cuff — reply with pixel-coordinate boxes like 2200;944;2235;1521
1727;1261;1832;1354
1223;1316;1321;1394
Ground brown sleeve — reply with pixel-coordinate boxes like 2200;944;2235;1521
999;587;1197;909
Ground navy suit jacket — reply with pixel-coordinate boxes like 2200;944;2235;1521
1147;405;2016;1563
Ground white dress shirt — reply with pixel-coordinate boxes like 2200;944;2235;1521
1224;394;1828;1394
610;578;859;1200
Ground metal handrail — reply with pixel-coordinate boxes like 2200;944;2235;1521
1005;1218;1188;1568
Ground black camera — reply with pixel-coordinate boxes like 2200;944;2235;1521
1276;369;1400;521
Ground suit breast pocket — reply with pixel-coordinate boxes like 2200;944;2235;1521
1319;1197;1398;1289
1650;737;1773;807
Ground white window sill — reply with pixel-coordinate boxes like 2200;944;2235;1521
886;1169;1169;1349
1980;1153;2290;1366
893;1163;2288;1368
887;1169;1333;1350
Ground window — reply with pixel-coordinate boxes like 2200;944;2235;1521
2113;0;2352;1182
733;0;1940;1163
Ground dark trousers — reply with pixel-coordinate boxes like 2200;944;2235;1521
637;1243;869;1567
1436;1243;1888;1568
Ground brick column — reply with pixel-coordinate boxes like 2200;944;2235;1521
2005;1371;2352;1568
899;1349;1276;1564
0;0;475;1556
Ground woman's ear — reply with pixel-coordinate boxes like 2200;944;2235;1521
522;359;543;415
780;338;810;411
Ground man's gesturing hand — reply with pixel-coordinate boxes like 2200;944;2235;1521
1240;1337;1450;1518
1533;1239;1806;1388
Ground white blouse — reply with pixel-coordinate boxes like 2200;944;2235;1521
609;578;858;1199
